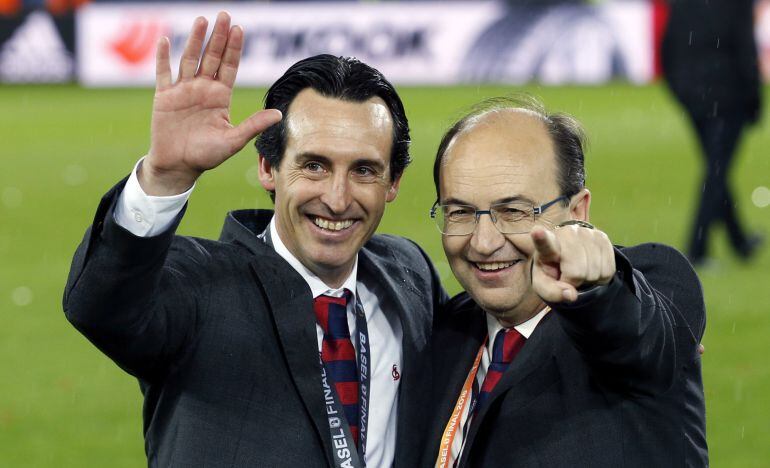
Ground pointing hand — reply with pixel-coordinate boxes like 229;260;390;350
530;224;615;303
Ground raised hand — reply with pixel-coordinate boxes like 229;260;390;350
530;225;616;303
141;12;282;195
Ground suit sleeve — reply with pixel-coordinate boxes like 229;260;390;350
63;179;208;383
114;157;194;237
551;244;702;396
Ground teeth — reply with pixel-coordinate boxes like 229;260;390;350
475;261;515;271
313;217;354;231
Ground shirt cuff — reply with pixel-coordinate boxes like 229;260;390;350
113;157;194;237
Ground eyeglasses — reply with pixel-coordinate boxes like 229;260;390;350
429;195;569;236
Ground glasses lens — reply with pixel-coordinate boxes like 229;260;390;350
491;202;534;234
435;204;476;235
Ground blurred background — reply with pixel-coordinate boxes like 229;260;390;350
1;0;768;466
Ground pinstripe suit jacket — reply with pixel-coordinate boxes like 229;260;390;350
64;179;448;467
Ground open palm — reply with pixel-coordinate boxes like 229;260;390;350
144;13;281;195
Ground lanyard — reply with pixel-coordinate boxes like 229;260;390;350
354;294;371;462
434;338;487;468
320;292;370;468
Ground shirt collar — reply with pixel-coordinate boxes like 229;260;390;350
485;306;549;344
269;216;358;300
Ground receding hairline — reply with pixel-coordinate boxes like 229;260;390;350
440;106;552;167
432;94;588;201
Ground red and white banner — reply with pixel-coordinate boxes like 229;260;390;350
76;1;654;87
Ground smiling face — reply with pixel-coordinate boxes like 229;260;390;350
439;110;578;325
259;88;399;288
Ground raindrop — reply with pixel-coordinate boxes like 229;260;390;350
245;164;261;187
62;164;88;186
11;286;33;306
751;186;770;208
1;187;22;208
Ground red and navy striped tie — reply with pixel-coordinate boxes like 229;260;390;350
476;328;526;411
314;292;360;445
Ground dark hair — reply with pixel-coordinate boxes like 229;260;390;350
432;95;587;201
256;54;411;195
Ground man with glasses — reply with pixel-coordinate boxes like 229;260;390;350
424;97;708;467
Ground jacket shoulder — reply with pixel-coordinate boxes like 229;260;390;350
435;292;481;329
367;233;423;254
366;234;434;271
621;243;706;339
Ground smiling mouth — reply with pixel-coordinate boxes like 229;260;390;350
312;216;355;232
473;260;521;271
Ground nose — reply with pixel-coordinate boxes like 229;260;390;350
320;171;353;214
470;212;505;256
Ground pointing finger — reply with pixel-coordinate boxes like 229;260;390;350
531;227;560;264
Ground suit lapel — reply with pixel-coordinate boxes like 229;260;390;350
458;312;557;467
428;305;487;465
358;249;430;467
248;257;334;467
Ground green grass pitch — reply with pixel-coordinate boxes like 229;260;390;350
1;83;768;466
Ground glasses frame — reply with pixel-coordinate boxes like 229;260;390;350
429;195;570;236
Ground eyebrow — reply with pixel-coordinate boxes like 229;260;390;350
294;152;332;165
441;194;536;206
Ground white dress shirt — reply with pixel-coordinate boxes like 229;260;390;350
445;308;549;467
114;159;403;467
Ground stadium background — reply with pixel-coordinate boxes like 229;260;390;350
1;0;769;466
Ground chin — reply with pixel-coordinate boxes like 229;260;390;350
466;288;521;314
477;297;522;317
314;249;360;270
468;283;542;323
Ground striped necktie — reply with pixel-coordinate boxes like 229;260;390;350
476;328;526;411
314;291;360;444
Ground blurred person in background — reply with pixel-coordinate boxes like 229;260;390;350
63;12;446;467
662;0;764;266
424;96;707;467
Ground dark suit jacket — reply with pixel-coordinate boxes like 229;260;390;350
662;0;761;121
425;244;707;467
63;180;448;467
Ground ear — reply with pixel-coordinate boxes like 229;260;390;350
385;174;402;203
570;188;591;222
258;155;276;192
